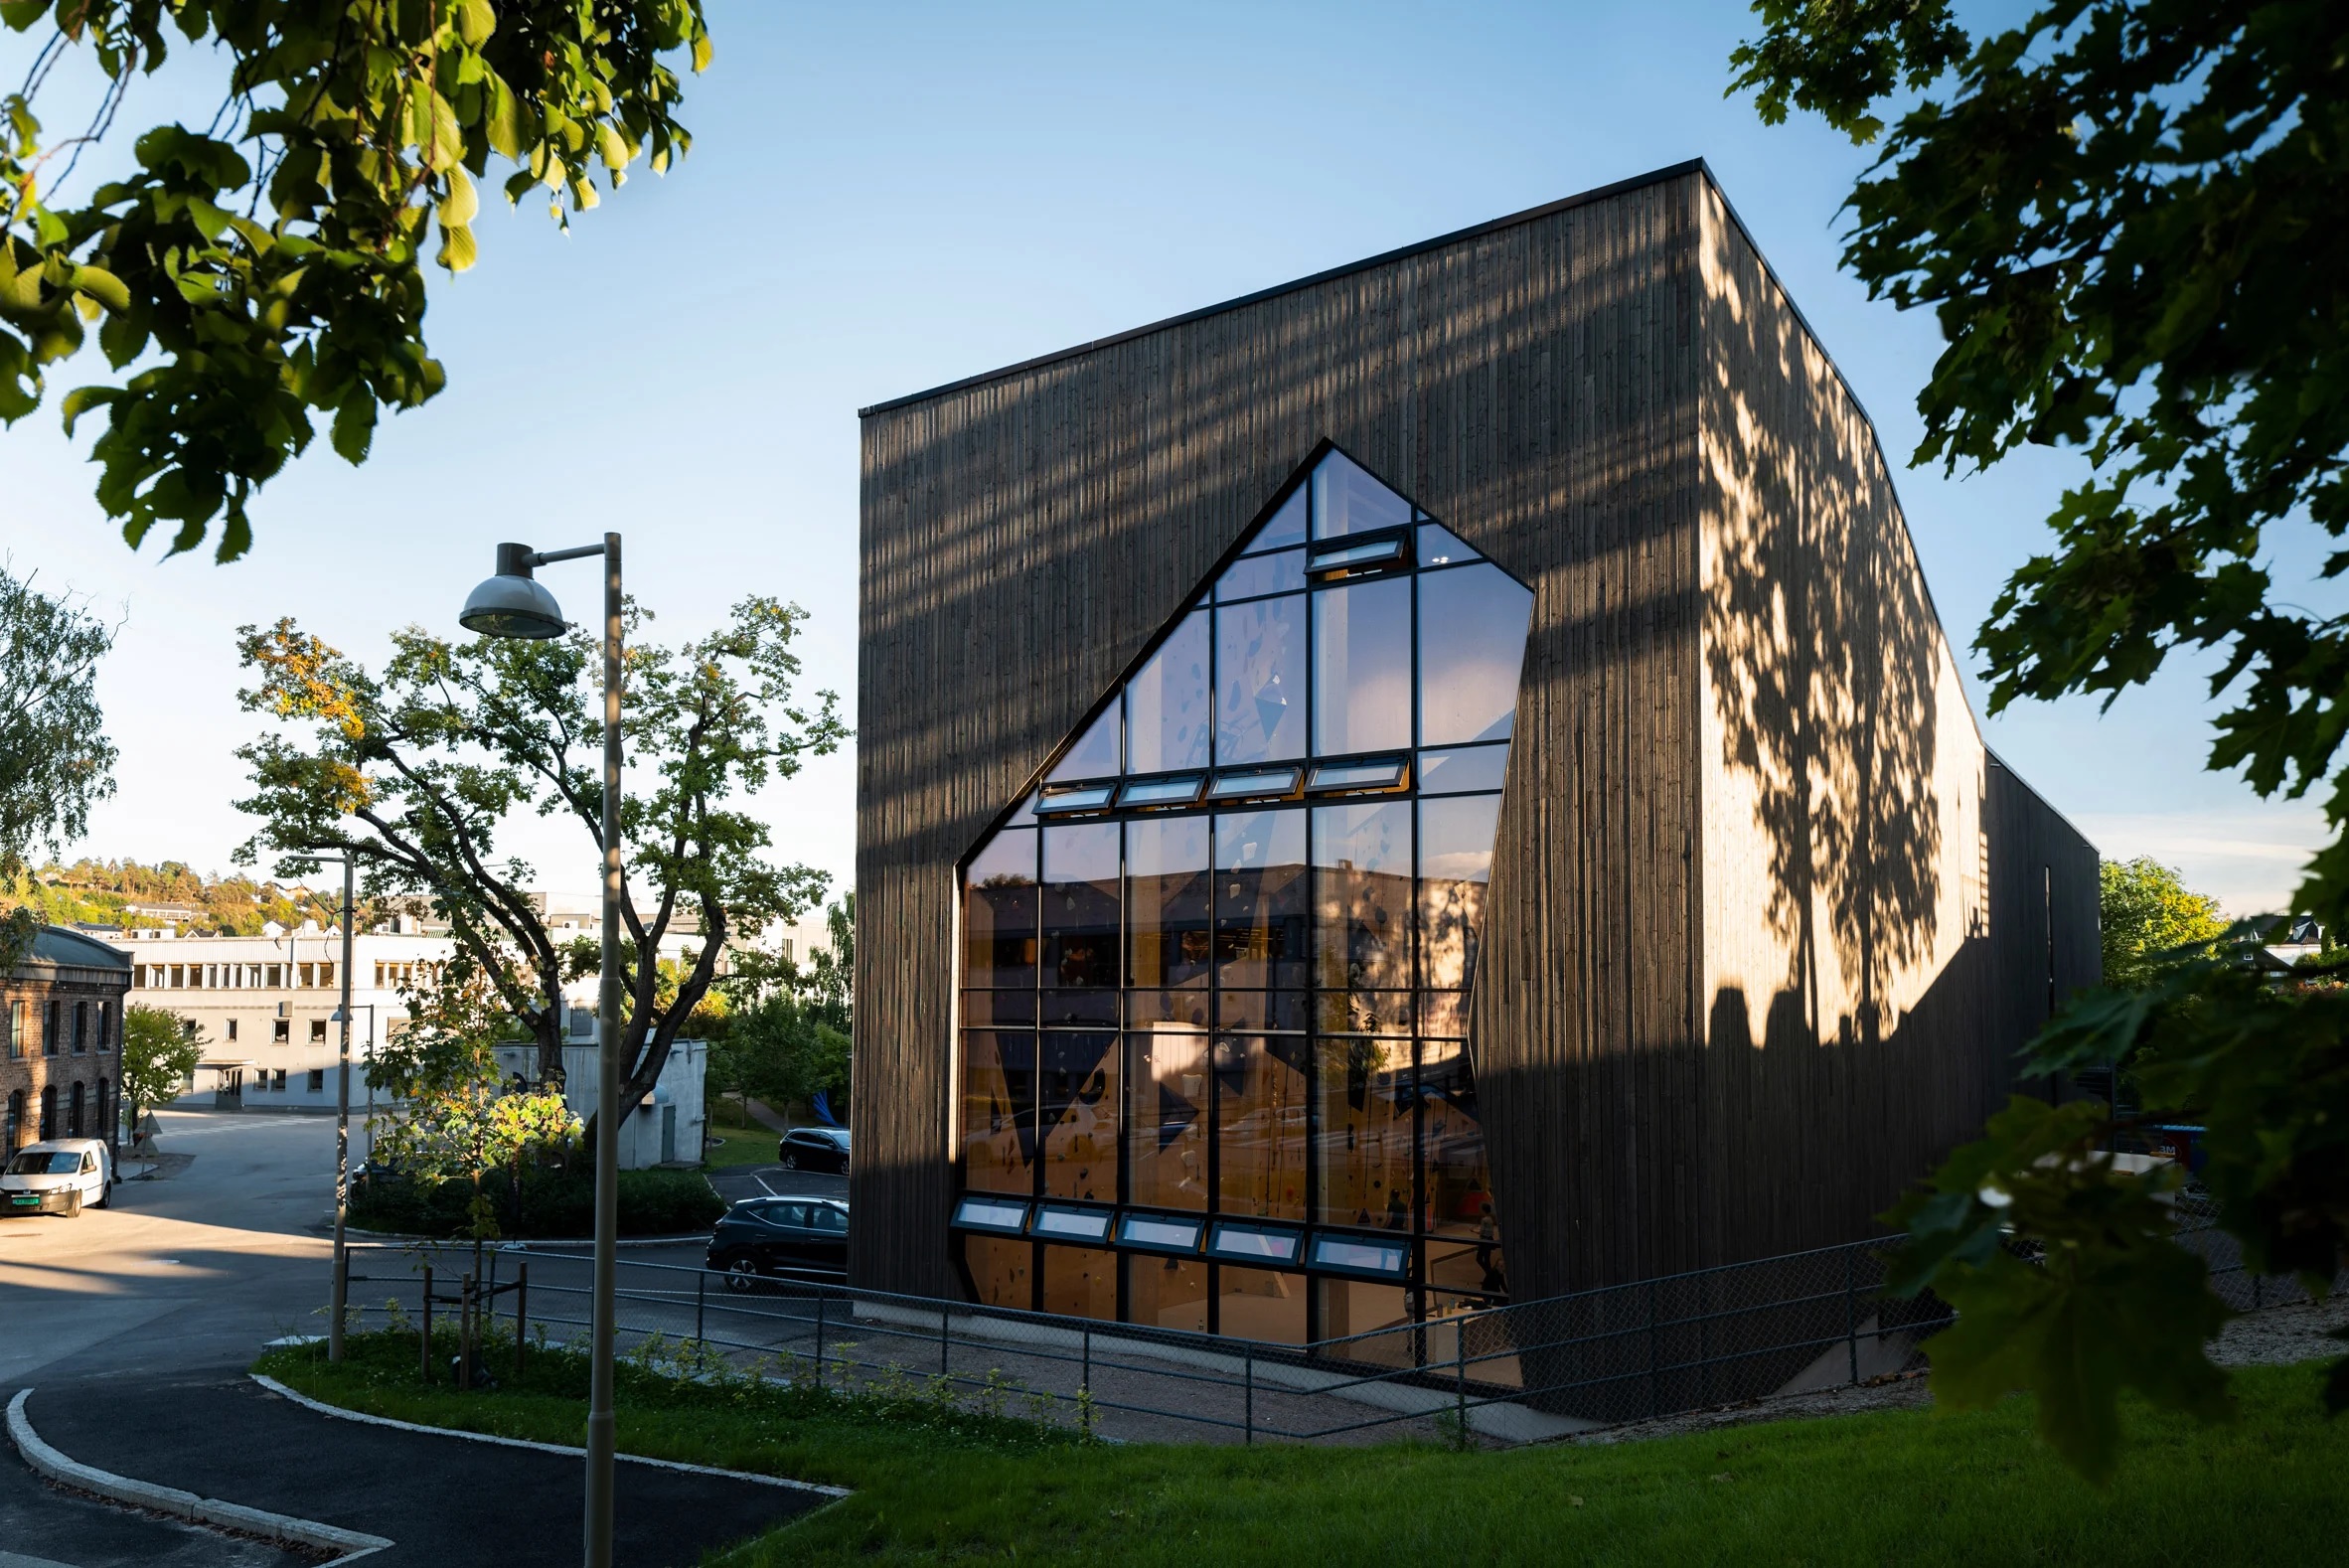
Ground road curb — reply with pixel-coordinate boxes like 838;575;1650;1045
248;1373;850;1497
6;1388;395;1564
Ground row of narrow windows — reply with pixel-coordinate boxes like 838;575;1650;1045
1;998;116;1057
2;1078;113;1146
130;960;440;991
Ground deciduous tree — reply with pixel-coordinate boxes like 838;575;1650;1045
116;1001;201;1146
2101;857;2228;990
1;0;709;559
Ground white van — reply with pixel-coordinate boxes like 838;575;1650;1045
2;1139;113;1217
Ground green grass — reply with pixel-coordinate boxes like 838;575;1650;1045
258;1332;2349;1566
702;1123;778;1170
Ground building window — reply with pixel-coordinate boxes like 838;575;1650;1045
309;1019;328;1043
307;1068;326;1092
273;1069;288;1091
273;1019;290;1044
5;999;20;1058
319;962;335;989
951;447;1530;1338
96;1002;112;1053
226;1019;239;1042
265;965;282;988
44;1000;60;1055
37;1085;55;1141
72;1001;87;1054
4;1090;20;1150
132;964;147;989
93;1080;108;1140
298;963;313;988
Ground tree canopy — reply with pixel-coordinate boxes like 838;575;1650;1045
1730;0;2349;1482
1;0;708;559
0;562;115;876
233;594;844;1127
116;1000;201;1140
2100;856;2229;990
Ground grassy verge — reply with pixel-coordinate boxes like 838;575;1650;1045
258;1333;2349;1566
702;1124;778;1170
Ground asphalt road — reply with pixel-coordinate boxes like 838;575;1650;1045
0;1110;828;1566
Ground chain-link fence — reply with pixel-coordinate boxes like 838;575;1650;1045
335;1218;2337;1447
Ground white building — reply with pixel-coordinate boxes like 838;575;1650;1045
491;1037;707;1170
110;923;454;1111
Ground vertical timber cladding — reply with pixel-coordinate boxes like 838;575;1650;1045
1691;182;2103;1269
855;164;1711;1299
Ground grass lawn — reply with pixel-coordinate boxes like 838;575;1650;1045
257;1333;2349;1566
702;1123;777;1170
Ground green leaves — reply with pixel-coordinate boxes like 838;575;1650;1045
4;1;710;560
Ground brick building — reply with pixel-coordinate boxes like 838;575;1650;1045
3;925;134;1152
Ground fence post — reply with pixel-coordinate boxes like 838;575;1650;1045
1645;1280;1660;1418
516;1262;529;1377
1455;1319;1468;1440
941;1303;951;1375
421;1265;432;1384
815;1294;828;1390
1845;1247;1860;1387
697;1268;706;1345
1081;1326;1091;1400
459;1273;474;1390
1244;1342;1255;1446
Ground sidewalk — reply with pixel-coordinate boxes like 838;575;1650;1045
21;1370;826;1566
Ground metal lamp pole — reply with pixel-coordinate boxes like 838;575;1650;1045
309;854;357;1364
460;533;623;1568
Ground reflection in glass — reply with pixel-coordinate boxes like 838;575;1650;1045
960;989;1037;1027
1126;817;1210;992
1312;991;1412;1035
962;829;1036;988
961;1030;1035;1195
1316;1279;1414;1366
1126;988;1209;1029
1127;1029;1209;1211
1418;563;1534;745
1041;1245;1118;1321
1216;1266;1308;1343
1215;596;1306;765
1217;549;1305;602
1417;743;1509;795
1126;1253;1208;1333
1421;1036;1494;1241
1118;775;1204;809
1214;1033;1307;1220
1214;990;1307;1033
1214;808;1308;988
1416;522;1480;565
1313;802;1413;992
1315;1035;1411;1228
1419;795;1499;991
1042;823;1119;990
1049;704;1120;781
1313;577;1411;755
1040;1030;1117;1202
1417;991;1468;1038
1127;609;1210;773
1252;483;1308;552
1207;765;1301;802
963;1236;1033;1311
1038;990;1118;1026
1311;451;1413;540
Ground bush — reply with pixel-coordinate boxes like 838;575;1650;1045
349;1165;724;1238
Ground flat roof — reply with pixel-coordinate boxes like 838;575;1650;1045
859;158;1709;418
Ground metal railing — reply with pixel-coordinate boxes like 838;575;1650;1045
332;1218;2336;1447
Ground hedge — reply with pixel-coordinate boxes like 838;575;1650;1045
349;1166;725;1239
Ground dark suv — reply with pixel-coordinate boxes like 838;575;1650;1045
706;1197;850;1289
777;1126;851;1173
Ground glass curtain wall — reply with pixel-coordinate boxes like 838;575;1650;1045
954;446;1533;1349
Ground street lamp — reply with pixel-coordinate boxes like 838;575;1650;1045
304;853;359;1364
327;1001;378;1165
461;535;623;1568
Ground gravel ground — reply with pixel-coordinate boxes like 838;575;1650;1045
1555;1295;2349;1448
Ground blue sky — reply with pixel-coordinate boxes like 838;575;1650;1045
3;1;2325;916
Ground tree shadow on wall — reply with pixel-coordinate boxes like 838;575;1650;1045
1702;304;1945;1054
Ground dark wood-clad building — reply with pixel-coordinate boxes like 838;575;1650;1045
851;160;2099;1350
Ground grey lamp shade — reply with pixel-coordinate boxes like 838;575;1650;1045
460;572;567;639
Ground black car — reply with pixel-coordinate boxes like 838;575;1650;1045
706;1197;850;1288
777;1126;851;1174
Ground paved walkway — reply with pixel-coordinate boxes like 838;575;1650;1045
22;1370;826;1567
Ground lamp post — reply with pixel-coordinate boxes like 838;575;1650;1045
305;854;358;1363
328;1002;378;1168
461;534;622;1568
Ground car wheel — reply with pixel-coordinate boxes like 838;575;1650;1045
93;1181;109;1209
782;1153;800;1172
722;1257;761;1294
64;1187;81;1218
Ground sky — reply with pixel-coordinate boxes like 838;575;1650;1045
0;1;2329;918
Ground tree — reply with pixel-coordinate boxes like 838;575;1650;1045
116;1001;202;1147
1730;0;2349;1480
1;0;709;560
2101;857;2228;990
233;595;845;1136
0;563;115;875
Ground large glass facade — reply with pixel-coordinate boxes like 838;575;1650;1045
951;445;1534;1347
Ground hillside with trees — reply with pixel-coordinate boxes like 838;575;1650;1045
2;859;341;935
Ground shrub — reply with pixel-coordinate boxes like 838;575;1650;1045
349;1165;724;1238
